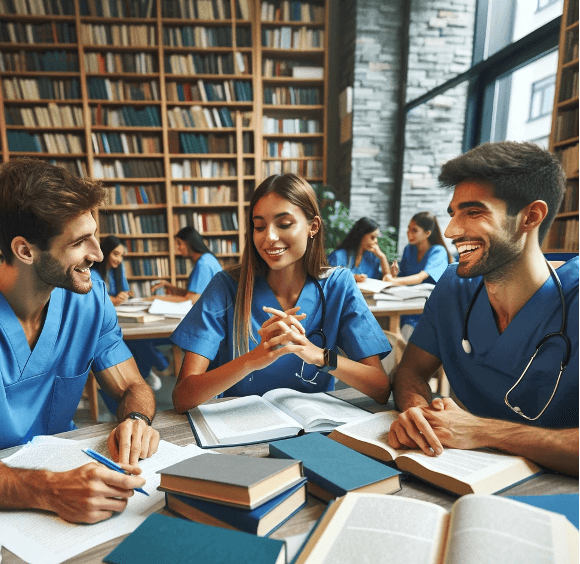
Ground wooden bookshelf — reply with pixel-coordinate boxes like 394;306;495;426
0;0;329;297
543;0;579;254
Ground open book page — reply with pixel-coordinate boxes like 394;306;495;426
262;388;368;432
192;395;303;446
444;495;578;564
297;493;448;564
356;278;392;294
0;437;205;564
148;298;192;317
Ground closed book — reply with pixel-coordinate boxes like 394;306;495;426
103;513;286;564
165;477;307;536
269;433;401;501
158;452;304;509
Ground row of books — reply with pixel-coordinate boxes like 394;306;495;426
84;52;158;75
545;217;579;251
166;105;236;129
263;140;321;158
0;0;75;15
262;116;321;133
105;183;165;206
260;0;325;23
160;0;233;20
558;67;579;103
86;78;160;101
173;183;236;204
128;280;155;298
48;157;87;177
261;27;324;49
173;131;236;154
557;144;580;179
93;158;164;179
122;237;169;253
91;105;161;127
80;0;155;18
262;158;323;178
554;107;579;142
4;103;84;127
92;132;162;155
163;25;232;48
263;86;322;105
174;209;239;233
200;237;238;255
166;79;253;103
101;211;168;234
558;181;579;214
170;158;237;179
125;257;170;277
80;23;157;47
7;130;83;153
0;50;78;73
563;27;579;64
164;52;250;76
0;21;77;44
262;58;323;78
3;77;80;100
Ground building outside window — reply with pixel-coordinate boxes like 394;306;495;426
529;74;557;121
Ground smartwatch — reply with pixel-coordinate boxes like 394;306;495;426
317;348;338;373
125;411;152;426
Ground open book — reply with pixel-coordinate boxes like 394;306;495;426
356;278;392;295
187;389;369;448
372;283;435;301
328;411;542;495
294;492;578;564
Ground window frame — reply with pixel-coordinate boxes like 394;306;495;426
528;74;557;121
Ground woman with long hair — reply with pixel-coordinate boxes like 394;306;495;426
170;174;391;412
151;226;222;305
91;235;130;306
327;217;391;281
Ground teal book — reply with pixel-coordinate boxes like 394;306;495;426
269;433;401;501
103;513;286;564
507;494;579;528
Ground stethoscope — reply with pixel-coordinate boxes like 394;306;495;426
461;260;571;421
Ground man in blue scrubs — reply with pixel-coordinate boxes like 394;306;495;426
0;158;160;523
389;142;578;476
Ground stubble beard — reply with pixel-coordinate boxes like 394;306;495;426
34;250;93;294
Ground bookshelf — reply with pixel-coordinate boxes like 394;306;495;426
544;0;579;254
0;0;329;297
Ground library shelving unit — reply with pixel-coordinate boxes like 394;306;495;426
0;0;329;297
544;0;579;254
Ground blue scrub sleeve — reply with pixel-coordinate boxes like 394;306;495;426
187;261;215;294
398;245;412;277
118;263;130;292
327;249;346;268
423;245;449;283
171;271;230;360
367;254;383;279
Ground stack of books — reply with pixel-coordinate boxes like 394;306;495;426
157;453;307;536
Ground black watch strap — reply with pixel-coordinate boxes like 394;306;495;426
317;348;338;373
125;411;152;426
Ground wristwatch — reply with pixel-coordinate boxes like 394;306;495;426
125;411;152;426
317;348;338;373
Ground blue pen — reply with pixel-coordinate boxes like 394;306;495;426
83;448;149;496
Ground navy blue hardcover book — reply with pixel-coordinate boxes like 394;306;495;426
103;513;286;564
269;433;401;501
166;478;308;536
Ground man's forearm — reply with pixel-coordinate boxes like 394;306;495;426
392;367;433;412
0;462;47;510
481;420;578;476
116;381;156;422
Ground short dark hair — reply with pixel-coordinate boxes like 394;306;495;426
336;217;380;253
176;226;212;255
0;158;106;264
438;142;566;243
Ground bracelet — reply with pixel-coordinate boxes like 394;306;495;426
125;411;152;426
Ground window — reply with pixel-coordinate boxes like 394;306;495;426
529;74;556;121
538;0;560;12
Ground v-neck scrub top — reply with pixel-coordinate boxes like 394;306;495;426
410;257;579;428
90;264;130;296
327;249;383;279
0;279;132;449
186;253;223;294
171;267;391;397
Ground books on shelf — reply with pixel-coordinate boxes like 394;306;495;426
103;513;286;564
328;411;542;496
158;453;304;509
187;388;369;448
293;492;578;564
269;433;402;501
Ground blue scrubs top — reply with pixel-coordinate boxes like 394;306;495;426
0;279;132;449
90;266;129;296
171;267;391;397
410;257;579;428
399;244;449;329
327;249;383;279
187;253;223;294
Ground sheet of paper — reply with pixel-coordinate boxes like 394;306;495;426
1;438;204;564
148;298;192;317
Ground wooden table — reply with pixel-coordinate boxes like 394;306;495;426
367;299;425;335
1;388;577;564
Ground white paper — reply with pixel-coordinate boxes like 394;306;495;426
1;438;204;564
148;298;192;317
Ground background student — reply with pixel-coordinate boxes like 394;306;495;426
91;235;170;391
382;211;453;338
327;216;391;282
150;226;222;305
0;158;159;523
170;174;392;412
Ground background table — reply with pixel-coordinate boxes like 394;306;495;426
1;388;577;564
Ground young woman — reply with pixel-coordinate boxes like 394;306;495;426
327;217;391;282
383;211;453;337
91;235;168;391
170;174;392;412
151;226;222;305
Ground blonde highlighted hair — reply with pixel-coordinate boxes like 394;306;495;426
227;174;328;357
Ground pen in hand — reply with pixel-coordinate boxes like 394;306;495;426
83;448;149;496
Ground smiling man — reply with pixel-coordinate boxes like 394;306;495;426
388;142;578;476
0;158;159;523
